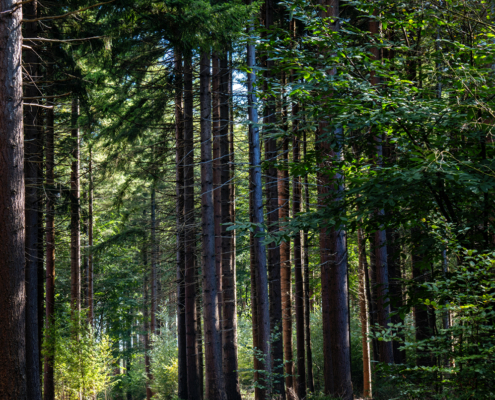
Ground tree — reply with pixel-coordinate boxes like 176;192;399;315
0;0;27;397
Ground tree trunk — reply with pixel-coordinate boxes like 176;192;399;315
143;245;152;400
387;228;405;364
200;51;227;400
0;0;26;396
88;146;94;325
369;14;394;366
71;97;81;318
220;55;242;400
23;0;42;397
293;133;306;399
247;17;272;398
212;53;223;323
358;228;372;398
367;236;379;363
184;53;202;400
318;2;353;398
303;130;314;393
264;1;285;397
44;80;56;400
175;49;188;400
279;136;294;391
151;187;157;334
249;118;261;400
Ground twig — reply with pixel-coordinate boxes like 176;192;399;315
22;0;115;23
24;36;105;43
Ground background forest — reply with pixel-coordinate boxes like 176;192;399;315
0;0;495;399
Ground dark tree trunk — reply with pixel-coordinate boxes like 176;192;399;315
44;89;56;400
220;55;242;400
200;51;227;400
212;53;223;323
370;14;394;366
71;97;81;318
368;236;379;363
247;17;271;399
264;2;285;397
0;0;26;396
278;136;294;391
143;245;152;400
184;53;202;400
387;228;406;364
175;49;188;400
412;246;435;367
23;0;42;397
249;119;261;400
318;2;353;398
303;130;314;393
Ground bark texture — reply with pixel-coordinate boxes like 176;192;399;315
247;20;271;399
184;53;202;400
71;97;81;317
175;49;188;400
23;0;42;397
0;0;26;396
200;51;227;400
44;84;56;400
220;55;242;400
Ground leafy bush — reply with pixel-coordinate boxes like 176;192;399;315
44;314;114;399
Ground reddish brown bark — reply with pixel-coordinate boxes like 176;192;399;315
264;1;285;397
0;0;26;396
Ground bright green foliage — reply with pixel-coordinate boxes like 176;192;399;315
45;314;114;399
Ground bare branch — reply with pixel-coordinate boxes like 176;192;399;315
21;0;115;23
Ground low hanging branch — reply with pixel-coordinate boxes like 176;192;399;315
21;0;115;23
24;36;105;43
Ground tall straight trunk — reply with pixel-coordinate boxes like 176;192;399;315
184;53;202;400
303;130;314;393
88;146;94;325
318;2;353;399
358;228;372;398
249;118;262;400
229;52;236;314
23;0;42;397
293;131;306;399
386;228;405;364
44;88;55;400
367;236;379;363
412;246;435;367
196;269;204;397
212;53;223;322
264;1;285;397
71;97;81;317
151;187;157;334
220;55;242;400
200;51;227;400
143;245;152;400
278;136;293;391
0;0;26;396
175;49;188;400
247;15;271;399
369;14;394;365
